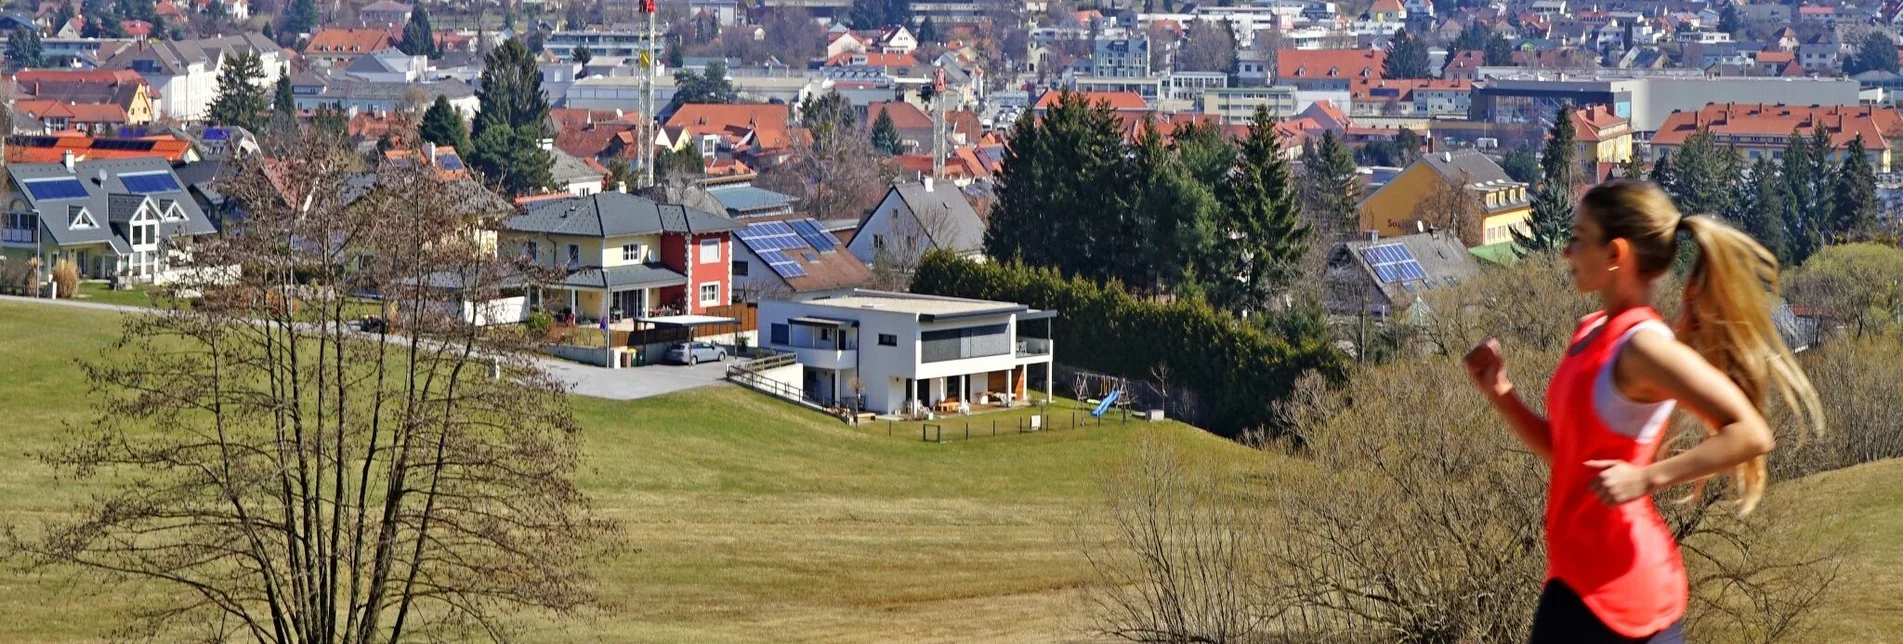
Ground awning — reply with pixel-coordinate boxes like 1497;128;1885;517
1018;308;1059;321
789;315;856;328
636;314;738;327
558;264;688;291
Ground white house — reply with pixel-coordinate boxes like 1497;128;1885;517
97;34;285;122
846;179;986;266
757;290;1057;414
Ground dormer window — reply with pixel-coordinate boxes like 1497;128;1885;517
69;206;97;229
162;200;186;222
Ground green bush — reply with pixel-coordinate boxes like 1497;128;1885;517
910;251;1347;437
525;310;554;335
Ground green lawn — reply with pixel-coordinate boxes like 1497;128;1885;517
1767;459;1903;642
0;301;1248;643
72;280;163;308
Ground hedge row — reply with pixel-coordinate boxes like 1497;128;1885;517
909;251;1347;438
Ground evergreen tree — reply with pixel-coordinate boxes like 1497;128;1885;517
1831;133;1880;242
1718;6;1740;36
1131;120;1219;293
1735;154;1788;262
1515;102;1578;253
1781;126;1835;264
6;26;42;71
469;40;554;196
870;106;903;155
566;1;589;30
1617;153;1645;179
572;44;592;66
801;91;857;133
849;0;886;29
262;21;276;44
1382;28;1432;79
656;146;705;180
887;0;913;28
985;93;1136;283
1484;31;1515;66
285;0;318;36
272;66;294;115
399;3;440;57
207;53;269;132
1171;120;1237;187
51;3;73;36
1501;145;1539;183
669;60;737;108
917;16;939;43
419;95;472;153
1210;107;1309;313
602;158;633;191
470;124;554;197
1846;32;1900;76
1667;128;1737;217
1310;130;1359;232
1648;149;1675;193
666;44;684;69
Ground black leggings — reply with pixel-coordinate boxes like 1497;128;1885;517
1529;581;1685;644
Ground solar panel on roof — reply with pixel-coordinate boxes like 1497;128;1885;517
758;248;806;278
24;178;89;200
120;172;182;194
790;219;838;252
437;154;466;171
1359;243;1429;285
738;221;806;252
203;128;229;141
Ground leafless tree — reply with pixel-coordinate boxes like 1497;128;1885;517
1406;168;1486;247
1174;18;1236;73
5;128;611;642
756;121;890;226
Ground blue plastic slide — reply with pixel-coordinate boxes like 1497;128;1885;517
1092;389;1122;418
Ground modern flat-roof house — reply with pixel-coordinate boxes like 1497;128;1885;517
758;290;1056;414
3;155;217;285
500;191;742;325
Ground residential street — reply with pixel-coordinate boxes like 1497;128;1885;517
0;295;729;401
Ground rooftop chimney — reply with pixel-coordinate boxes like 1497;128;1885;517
423;141;437;162
61;149;75;172
617;181;629;193
922;176;935;192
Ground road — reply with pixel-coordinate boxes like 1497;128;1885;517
0;294;730;401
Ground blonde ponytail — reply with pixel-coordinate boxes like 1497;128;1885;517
1674;215;1825;514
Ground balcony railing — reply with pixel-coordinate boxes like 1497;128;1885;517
2;227;35;244
1016;337;1052;357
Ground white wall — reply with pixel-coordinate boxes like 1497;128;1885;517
846;190;909;265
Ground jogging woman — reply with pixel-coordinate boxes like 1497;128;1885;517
1462;180;1823;643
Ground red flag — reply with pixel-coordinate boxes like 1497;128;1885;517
641;0;655;13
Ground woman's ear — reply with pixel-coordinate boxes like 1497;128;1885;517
1606;237;1631;270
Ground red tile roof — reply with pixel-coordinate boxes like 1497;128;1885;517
5;134;194;164
1371;0;1404;13
1756;50;1795;64
1650;103;1903;151
305;28;396;55
1032;90;1148;111
13;100;131;124
1277;48;1387;82
13;69;147;85
705;158;751;176
1570;104;1629;142
664;103;793;151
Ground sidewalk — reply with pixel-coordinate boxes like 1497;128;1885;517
0;294;726;401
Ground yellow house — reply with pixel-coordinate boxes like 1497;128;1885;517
499;192;742;325
1573;105;1633;182
1358;149;1532;248
12;69;157;126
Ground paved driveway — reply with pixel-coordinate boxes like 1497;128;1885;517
541;358;731;400
1;295;731;401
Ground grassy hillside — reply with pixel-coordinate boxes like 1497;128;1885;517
0;301;1249;643
1771;459;1903;642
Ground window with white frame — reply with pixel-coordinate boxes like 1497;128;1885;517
567;244;580;267
130;219;158;247
622;243;646;262
524;240;538;261
69;207;97;229
698;282;720;305
699;238;719;263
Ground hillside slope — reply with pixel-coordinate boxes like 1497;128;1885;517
0;301;1249;643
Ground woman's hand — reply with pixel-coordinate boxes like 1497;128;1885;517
1585;459;1658;506
1463;337;1514;399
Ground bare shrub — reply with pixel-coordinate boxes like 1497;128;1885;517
1078;432;1282;643
50;258;78;298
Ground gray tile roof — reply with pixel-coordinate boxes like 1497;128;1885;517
319;78;475;101
507;192;741;237
706;184;797;215
549;149;604;184
560;264;688;290
887;181;984;254
99;33;279;75
344;48;414;75
1338;231;1479;310
8;157;215;252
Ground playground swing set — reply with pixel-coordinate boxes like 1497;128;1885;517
1077;373;1131;418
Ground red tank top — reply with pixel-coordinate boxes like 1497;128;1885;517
1545;307;1687;637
